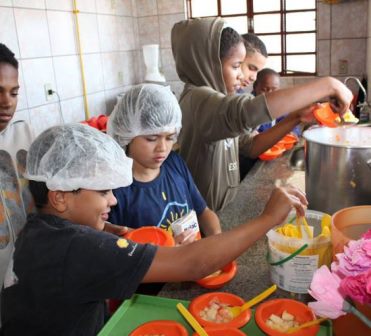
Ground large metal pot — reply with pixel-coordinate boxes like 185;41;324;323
303;126;371;214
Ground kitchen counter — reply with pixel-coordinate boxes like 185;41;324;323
158;148;307;301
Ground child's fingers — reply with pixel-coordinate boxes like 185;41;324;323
175;231;197;246
104;221;130;236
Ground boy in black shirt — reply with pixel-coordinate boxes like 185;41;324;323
1;123;308;335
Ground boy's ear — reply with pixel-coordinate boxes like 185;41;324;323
48;191;68;213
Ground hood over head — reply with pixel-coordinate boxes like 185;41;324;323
171;17;227;95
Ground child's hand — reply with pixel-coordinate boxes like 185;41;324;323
262;186;308;227
174;230;198;246
295;104;318;124
103;221;131;236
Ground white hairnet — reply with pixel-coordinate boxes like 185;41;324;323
107;83;182;147
25;123;133;191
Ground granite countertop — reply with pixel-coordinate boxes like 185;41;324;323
158;148;307;302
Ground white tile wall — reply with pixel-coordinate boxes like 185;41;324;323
16;63;28;111
60;96;85;123
46;0;73;11
161;48;179;81
96;0;113;15
331;39;366;76
331;0;368;39
13;109;30;123
136;0;157;16
47;11;77;56
317;2;330;40
158;0;185;14
138;16;160;45
14;8;51;58
0;0;12;6
97;14;120;52
22;58;56;107
0;7;20;58
76;0;97;13
159;13;184;48
13;0;45;9
116;0;133;16
82;53;105;93
87;91;107;117
119;17;136;51
317;40;330;76
53;55;83;99
105;86;129;113
29;103;62;135
101;52;124;90
78;13;101;53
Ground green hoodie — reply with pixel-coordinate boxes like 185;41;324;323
171;17;272;211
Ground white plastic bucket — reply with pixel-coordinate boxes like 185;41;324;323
266;210;332;294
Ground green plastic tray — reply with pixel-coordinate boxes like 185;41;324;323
98;294;332;336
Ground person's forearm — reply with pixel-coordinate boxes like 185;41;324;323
143;213;276;283
198;207;222;236
266;77;350;119
248;114;301;158
142;186;307;283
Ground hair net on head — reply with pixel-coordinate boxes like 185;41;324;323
25;123;133;191
107;83;182;147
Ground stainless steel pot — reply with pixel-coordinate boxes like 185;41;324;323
303;126;371;214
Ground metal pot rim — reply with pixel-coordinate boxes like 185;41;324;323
303;126;371;149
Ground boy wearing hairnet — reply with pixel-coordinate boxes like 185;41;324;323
108;84;221;245
1;123;308;334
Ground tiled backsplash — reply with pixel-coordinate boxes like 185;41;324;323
0;0;369;135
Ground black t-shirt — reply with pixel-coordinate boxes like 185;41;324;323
1;214;157;335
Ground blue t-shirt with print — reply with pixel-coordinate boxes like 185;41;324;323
109;151;206;232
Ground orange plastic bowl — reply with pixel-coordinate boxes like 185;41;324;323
277;133;298;150
125;227;175;247
189;292;251;329
130;320;188;336
196;261;237;289
255;299;319;336
259;144;286;161
192;326;246;336
313;102;339;128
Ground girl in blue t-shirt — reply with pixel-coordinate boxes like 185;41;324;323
107;84;221;245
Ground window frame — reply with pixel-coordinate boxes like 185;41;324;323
186;0;317;76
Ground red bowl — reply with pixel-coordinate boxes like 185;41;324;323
259;144;286;161
255;298;319;336
313;102;339;128
192;326;246;335
189;292;251;329
97;115;108;131
196;261;237;289
130;320;188;336
125;227;175;247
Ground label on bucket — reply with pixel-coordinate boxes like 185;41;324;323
270;248;319;294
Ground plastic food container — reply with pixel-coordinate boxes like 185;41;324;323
196;261;237;289
313;102;339;128
255;298;319;336
125;227;175;247
259;144;286;161
277;133;298;150
189;292;251;329
266;210;331;294
129;320;188;336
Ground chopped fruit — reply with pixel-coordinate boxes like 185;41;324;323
199;297;234;323
266;310;300;333
342;110;359;123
